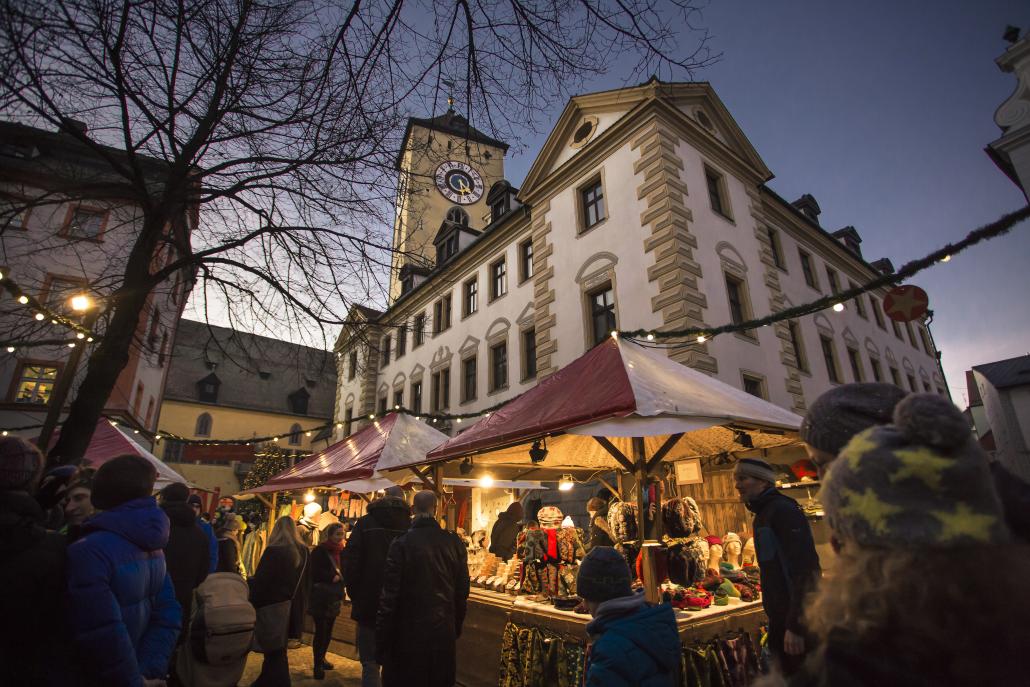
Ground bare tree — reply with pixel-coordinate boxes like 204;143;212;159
0;0;715;463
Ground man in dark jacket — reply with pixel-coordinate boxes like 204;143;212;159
187;493;218;573
159;483;210;624
345;487;410;687
375;490;469;687
735;457;820;676
488;500;523;559
0;436;73;686
67;454;182;686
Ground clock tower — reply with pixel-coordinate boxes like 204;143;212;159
390;107;508;301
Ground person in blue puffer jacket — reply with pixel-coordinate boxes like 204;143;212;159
578;546;680;686
67;455;181;687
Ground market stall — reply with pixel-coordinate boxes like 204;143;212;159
416;337;805;686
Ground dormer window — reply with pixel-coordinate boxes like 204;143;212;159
196;373;221;403
288;387;310;415
486;180;519;224
491;197;509;222
401;274;414;294
446;207;469;226
437;231;460;264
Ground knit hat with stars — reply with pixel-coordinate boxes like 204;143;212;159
821;393;1008;549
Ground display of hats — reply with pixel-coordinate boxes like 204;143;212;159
722;532;742;549
705;534;723;547
717;578;740;598
537;505;564;529
662;497;703;537
607;501;639;543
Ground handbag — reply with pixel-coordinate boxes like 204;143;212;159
310;551;345;615
252;548;307;653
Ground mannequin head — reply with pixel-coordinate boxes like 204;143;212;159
742;537;757;565
707;543;724;570
723;532;743;568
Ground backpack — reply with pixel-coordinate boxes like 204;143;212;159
188;572;255;665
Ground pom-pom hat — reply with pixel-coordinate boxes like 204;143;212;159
822;394;1007;549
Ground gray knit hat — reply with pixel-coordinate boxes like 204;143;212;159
734;457;777;484
577;546;633;602
822;393;1007;549
800;383;909;456
0;436;44;492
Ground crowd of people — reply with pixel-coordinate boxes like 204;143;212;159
2;384;1029;687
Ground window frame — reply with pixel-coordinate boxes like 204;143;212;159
348;351;358;381
798;249;819;290
767;227;786;270
490;258;508;301
871;296;886;329
489;341;509;393
413;313;426;347
195;412;213;437
393;388;403;409
579;176;607;232
906;373;918;392
430;368;450;411
288;423;303;446
851;282;867;319
869;357;883;382
60;204;109;242
703;164;733;221
461;355;478;403
343;407;353;436
587;283;617;347
463;277;478;317
819;334;842;384
519;239;534;283
741;372;767;400
9;361;61;405
521;328;537;381
787;321;808;373
0;195;32;231
433;294;452;335
410;380;423;414
825;267;840;295
380;334;391;368
396;324;406;358
846;346;865;382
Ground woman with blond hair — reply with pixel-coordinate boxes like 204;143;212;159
249;516;309;687
759;394;1030;687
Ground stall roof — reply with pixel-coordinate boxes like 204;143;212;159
241;412;448;494
424;338;803;469
47;420;195;489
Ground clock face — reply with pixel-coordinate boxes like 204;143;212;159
435;161;484;205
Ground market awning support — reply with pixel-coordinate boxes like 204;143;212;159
408;465;439;492
596;475;621;500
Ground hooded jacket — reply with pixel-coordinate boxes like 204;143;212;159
67;496;182;686
584;592;680;686
160;500;210;624
0;490;74;686
344;495;410;623
745;487;820;640
488;506;523;559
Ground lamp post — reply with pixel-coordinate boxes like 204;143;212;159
38;293;99;458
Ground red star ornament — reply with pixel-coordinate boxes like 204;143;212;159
882;285;929;322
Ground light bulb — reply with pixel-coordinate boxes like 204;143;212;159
697;335;707;344
5;346;14;353
558;475;574;491
34;313;44;321
456;417;462;423
479;474;495;488
17;295;28;304
941;255;952;263
68;342;75;348
646;333;654;341
610;330;618;339
76;332;85;339
832;303;845;313
304;490;316;503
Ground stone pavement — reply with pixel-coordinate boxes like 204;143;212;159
241;645;363;686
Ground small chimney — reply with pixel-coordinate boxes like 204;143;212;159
791;194;821;224
831;226;863;257
59;118;88;136
870;258;895;275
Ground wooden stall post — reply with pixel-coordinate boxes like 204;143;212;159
633;438;661;604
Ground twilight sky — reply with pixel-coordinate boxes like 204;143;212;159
497;0;1030;406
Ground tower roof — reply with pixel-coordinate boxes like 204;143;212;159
396;108;509;169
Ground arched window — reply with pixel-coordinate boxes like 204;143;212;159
195;412;212;437
288;423;303;446
446;206;469;226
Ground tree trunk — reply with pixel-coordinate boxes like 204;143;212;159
47;213;166;465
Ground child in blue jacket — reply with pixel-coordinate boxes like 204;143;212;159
578;546;680;687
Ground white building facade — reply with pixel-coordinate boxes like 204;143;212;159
335;81;945;440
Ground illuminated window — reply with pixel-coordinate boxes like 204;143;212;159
13;364;58;404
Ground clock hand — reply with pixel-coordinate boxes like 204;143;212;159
456;178;470;193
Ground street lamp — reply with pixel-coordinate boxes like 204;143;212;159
70;293;93;312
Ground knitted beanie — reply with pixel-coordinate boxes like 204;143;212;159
734;457;776;484
0;436;44;492
159;482;190;503
722;532;742;550
187;493;203;508
537;505;563;529
91;454;157;510
822;393;1007;549
801;383;909;456
577;546;633;602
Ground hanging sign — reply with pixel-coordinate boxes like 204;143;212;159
675;458;704;485
882;285;929;322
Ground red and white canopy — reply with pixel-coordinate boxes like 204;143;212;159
48;419;194;489
424;338;803;471
242;412;448;494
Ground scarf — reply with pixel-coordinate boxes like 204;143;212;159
321;539;344;570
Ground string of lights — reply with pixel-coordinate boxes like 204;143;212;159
0;269;99;347
619;203;1030;346
2;205;1027;443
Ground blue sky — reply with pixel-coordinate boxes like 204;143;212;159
497;1;1030;405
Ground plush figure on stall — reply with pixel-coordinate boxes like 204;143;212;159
606;500;641;573
660;497;708;586
517;506;586;599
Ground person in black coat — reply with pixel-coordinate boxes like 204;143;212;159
215;514;244;576
250;516;309;687
375;491;469;687
0;437;74;686
308;523;346;680
159;483;211;626
344;487;410;687
735;458;820;676
487;501;523;560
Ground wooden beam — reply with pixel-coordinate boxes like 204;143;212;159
644;433;685;475
255;494;273;509
596;475;621;500
408;465;437;492
592;436;636;473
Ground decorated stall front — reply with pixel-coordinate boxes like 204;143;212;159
417;338;805;686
